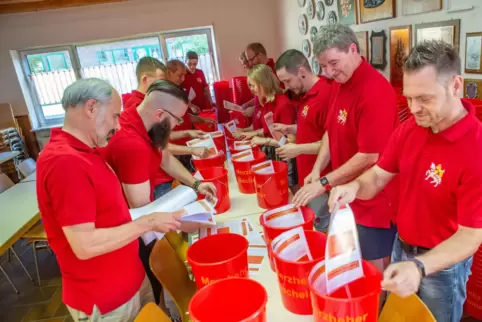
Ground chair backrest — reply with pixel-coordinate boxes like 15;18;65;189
135;302;171;322
0;173;15;193
150;237;196;322
231;76;253;106
379;293;436;322
18;158;36;177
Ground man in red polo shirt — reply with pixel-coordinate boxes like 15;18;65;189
293;24;398;271
272;49;334;231
245;42;276;73
328;41;482;322
36;78;182;320
104;80;216;305
183;51;213;111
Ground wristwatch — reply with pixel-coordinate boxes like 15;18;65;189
320;176;332;192
192;180;201;193
407;258;426;278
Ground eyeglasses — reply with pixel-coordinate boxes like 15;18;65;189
161;108;184;125
247;52;259;63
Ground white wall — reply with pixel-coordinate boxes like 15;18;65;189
277;0;482;80
0;0;281;117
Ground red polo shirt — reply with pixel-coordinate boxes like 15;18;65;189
378;100;482;248
326;59;398;228
182;69;211;111
261;93;296;136
266;58;285;90
104;107;173;201
36;129;144;315
296;77;334;186
123;90;145;110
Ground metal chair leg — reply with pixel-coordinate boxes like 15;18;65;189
9;247;34;283
0;264;19;294
32;242;41;287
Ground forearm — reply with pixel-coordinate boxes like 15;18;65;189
242;98;255;108
170;130;190;141
204;87;213;105
312;133;330;174
417;227;482;275
325;152;378;186
162;152;196;187
297;142;322;155
168;143;195;156
354;167;388;200
287;124;298;135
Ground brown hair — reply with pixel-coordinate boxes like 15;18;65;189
247;64;282;103
246;42;267;56
404;40;461;77
135;57;166;82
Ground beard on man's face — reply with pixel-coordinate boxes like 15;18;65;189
148;117;172;149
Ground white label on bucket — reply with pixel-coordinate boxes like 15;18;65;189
224;120;237;134
187;136;219;160
272;227;313;262
210;131;224;138
234;140;252;151
251;160;275;175
263;204;304;228
309;260;328;295
231;149;254;162
325;204;364;294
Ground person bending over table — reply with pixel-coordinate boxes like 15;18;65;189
328;40;482;322
37;78;182;321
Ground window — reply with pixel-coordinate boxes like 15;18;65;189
17;28;219;129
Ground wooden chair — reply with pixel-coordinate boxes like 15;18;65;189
135;302;172;322
379;293;436;322
21;222;50;286
18;158;36;178
165;231;189;264
150;237;196;322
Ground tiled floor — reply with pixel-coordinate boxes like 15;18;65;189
0;239;481;322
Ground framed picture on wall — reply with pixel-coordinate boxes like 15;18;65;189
464;79;482;99
359;0;396;24
389;25;412;87
355;31;369;60
370;30;387;70
402;0;442;16
414;19;460;52
337;0;358;25
465;32;482;74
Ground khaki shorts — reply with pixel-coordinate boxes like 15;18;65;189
67;276;154;322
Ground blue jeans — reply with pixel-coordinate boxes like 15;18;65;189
154;182;173;200
391;235;473;322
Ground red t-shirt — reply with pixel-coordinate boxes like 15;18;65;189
267;58;285;90
296;77;334;186
326;59;398;228
378;100;482;248
260;93;296;137
104;107;173;201
36;129;144;314
123;90;145;110
182;69;211;111
252;97;263;131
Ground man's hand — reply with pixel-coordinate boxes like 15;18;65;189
187;130;205;139
276;143;301;160
189;103;201;115
327;181;360;212
381;261;423;298
292;181;325;207
241;131;258;140
198;182;217;200
272;123;291;135
233;129;246;140
304;170;321;186
201;117;217;125
148;211;183;233
190;147;210;159
243;105;255;117
251;136;268;147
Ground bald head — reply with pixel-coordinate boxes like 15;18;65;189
166;59;187;85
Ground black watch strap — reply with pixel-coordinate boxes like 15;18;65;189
408;258;426;278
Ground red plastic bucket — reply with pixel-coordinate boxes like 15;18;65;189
189;277;267;322
260;207;315;271
194;167;230;214
192;152;226;170
230;110;251;129
194;110;218;132
465;246;482;319
253;161;289;209
309;260;382;322
212;133;227;155
187;233;249;289
273;230;327;315
232;151;266;194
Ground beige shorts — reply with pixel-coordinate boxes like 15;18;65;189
67;275;154;322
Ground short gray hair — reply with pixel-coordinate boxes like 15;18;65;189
313;23;359;57
61;78;113;110
404;40;461;77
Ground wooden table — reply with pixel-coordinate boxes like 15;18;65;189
0;180;40;255
0;151;19;165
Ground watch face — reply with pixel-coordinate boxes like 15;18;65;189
320;177;329;186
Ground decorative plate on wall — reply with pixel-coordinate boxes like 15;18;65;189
302;39;312;57
325;0;334;6
307;0;316;19
328;10;338;24
312;56;321;75
316;1;326;20
298;14;308;35
310;26;318;42
298;0;307;7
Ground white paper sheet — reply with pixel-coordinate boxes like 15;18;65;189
186;136;219;160
224;120;237;135
209;131;224;139
271;227;313;261
233;140;252;151
263;204;304;228
193;171;204;180
231;149;254;162
188;88;196;102
224;101;245;112
264;112;288;146
325;203;364;294
251;160;275;175
180;199;217;227
309;260;327;295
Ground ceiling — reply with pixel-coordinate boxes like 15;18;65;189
0;0;129;14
